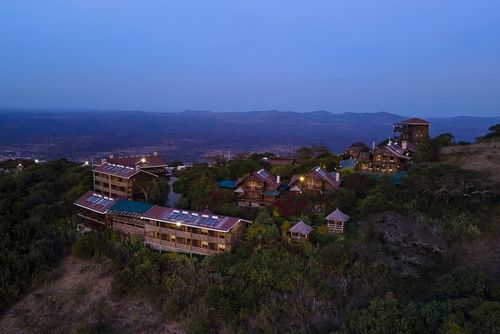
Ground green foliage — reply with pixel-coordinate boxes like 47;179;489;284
147;177;170;205
0;159;91;310
476;124;500;142
413;133;455;163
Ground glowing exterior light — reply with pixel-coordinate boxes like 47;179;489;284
141;158;146;163
84;161;89;165
299;176;305;182
34;159;39;163
176;222;181;227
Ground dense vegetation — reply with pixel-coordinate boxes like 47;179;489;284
2;127;500;333
0;160;91;310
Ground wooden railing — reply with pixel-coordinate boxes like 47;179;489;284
144;237;221;256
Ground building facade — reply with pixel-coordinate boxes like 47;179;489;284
103;152;168;176
93;162;158;200
73;193;248;256
234;169;281;207
289;166;341;195
143;207;247;256
74;191;115;231
393;118;431;144
357;141;412;174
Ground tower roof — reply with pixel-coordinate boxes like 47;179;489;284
397;117;431;125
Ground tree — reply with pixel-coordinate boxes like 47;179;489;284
476;124;500;142
413;133;455;163
148;178;170;205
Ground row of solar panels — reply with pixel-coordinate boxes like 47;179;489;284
102;164;134;174
86;195;114;206
166;211;221;227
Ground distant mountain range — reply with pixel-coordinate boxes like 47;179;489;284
0;110;499;162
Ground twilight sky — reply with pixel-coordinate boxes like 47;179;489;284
1;1;500;117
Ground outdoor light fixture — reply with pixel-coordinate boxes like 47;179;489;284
176;222;181;227
299;176;305;182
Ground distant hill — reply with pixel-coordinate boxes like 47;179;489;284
0;109;498;162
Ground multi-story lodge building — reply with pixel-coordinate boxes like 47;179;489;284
74;191;115;231
357;141;412;174
73;193;248;256
93;162;158;200
234;169;281;207
108;199;154;239
393;118;431;144
102;152;168;176
143;207;246;255
289;166;341;195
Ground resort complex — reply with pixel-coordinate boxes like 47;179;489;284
74;117;430;255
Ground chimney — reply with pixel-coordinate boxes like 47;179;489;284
402;141;408;150
276;175;281;184
153;151;158;156
109;154;114;159
335;172;340;182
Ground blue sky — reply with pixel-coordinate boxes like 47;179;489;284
1;1;499;117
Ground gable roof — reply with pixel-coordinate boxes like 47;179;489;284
290;166;341;189
236;169;279;190
288;221;313;235
326;208;350;222
106;154;167;168
73;191;115;214
374;143;411;160
93;162;158;179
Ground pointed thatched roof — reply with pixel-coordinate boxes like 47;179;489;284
325;208;350;222
288;221;313;235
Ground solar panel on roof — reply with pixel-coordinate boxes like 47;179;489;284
315;167;328;179
87;196;99;204
168;212;179;219
185;215;197;222
198;217;208;225
207;218;218;226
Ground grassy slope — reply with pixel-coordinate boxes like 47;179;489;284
441;142;500;183
0;256;181;334
441;142;500;280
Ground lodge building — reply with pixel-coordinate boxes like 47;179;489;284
73;192;248;256
93;162;158;200
393;118;431;144
357;141;412;174
102;152;168;176
289;166;341;194
143;206;246;255
234;169;281;207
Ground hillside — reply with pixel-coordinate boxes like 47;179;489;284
0;256;180;334
1;110;499;162
441;142;500;182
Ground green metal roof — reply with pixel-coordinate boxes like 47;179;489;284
217;180;236;189
262;191;280;196
109;199;154;215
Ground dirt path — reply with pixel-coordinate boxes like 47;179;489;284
0;256;182;334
